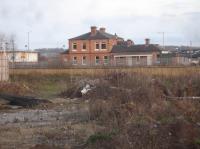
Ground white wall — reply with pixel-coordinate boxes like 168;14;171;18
7;52;38;62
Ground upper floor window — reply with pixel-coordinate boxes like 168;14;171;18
101;42;107;49
72;43;77;50
82;43;87;50
95;42;100;50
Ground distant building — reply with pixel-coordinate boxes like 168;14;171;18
61;26;123;66
0;50;38;63
61;26;161;66
159;53;190;65
35;48;65;62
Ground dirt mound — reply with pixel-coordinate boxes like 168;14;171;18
84;72;200;149
59;79;108;99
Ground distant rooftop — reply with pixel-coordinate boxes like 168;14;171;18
112;44;161;53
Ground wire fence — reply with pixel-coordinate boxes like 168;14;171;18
8;58;199;69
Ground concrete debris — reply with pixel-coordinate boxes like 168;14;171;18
81;84;92;95
60;79;104;99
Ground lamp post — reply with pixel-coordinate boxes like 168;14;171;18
158;32;165;50
158;32;166;65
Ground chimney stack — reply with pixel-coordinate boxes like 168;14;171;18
100;27;106;33
127;39;134;47
91;26;97;36
145;38;150;46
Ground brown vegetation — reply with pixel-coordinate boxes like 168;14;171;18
84;71;200;149
0;68;200;149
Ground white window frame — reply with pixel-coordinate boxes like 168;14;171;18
103;56;109;65
72;43;77;51
95;42;100;51
101;42;107;50
82;42;87;51
95;56;100;65
72;56;77;65
82;56;87;65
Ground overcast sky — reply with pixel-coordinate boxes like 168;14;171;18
0;0;200;49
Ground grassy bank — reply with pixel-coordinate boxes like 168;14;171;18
7;67;200;98
11;67;200;76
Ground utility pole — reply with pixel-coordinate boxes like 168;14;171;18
158;32;165;65
190;40;193;61
158;32;165;50
10;39;15;80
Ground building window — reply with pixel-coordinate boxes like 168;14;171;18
95;42;100;50
82;43;87;50
72;43;77;50
95;56;100;65
136;56;140;63
101;42;107;49
82;56;87;65
104;56;109;64
72;56;77;65
21;53;26;61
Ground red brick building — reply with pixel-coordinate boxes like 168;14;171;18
61;26;161;66
61;26;123;66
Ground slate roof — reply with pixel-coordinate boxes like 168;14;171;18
69;31;120;40
111;44;161;53
61;50;69;54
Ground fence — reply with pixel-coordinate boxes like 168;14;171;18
6;54;200;69
0;53;9;81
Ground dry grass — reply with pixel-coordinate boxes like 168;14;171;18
85;71;200;149
11;67;200;77
1;67;200;149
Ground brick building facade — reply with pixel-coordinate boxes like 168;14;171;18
61;26;123;66
61;26;161;66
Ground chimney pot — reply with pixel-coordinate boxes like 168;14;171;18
145;38;150;46
100;27;106;33
91;26;97;36
127;39;134;47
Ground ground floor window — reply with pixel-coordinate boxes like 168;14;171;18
95;56;100;65
72;56;77;65
82;56;87;65
104;56;109;64
136;56;140;63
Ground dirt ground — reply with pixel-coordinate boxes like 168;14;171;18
0;98;96;149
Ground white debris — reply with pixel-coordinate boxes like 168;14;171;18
81;84;91;95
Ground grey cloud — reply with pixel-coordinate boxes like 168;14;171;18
0;0;199;49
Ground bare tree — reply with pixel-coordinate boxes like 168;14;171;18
0;33;6;50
